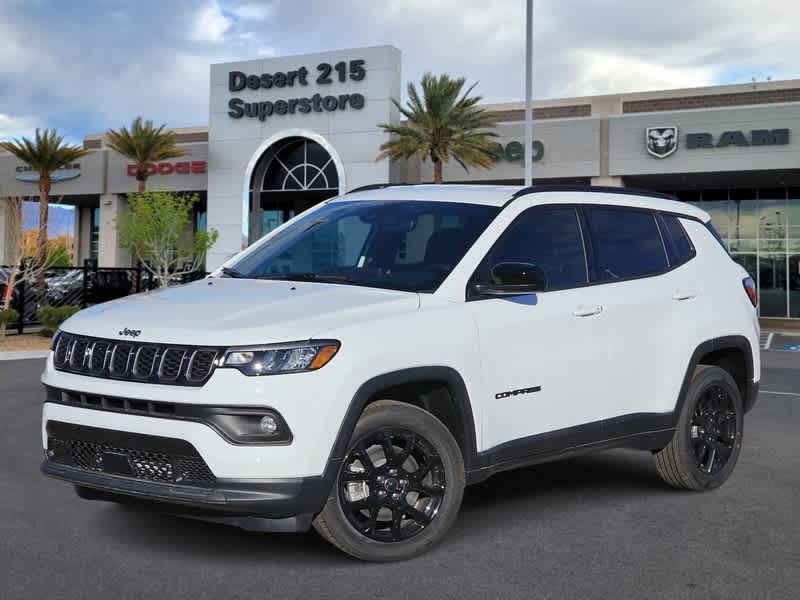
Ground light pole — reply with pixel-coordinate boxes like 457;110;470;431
524;0;534;187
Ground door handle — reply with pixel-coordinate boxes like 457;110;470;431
573;305;603;317
673;289;698;301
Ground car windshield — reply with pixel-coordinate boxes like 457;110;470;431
227;200;500;292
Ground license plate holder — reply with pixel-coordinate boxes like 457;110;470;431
100;451;133;476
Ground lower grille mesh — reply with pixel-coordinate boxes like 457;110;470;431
48;435;216;487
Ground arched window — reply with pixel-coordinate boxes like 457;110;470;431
261;138;339;192
248;137;340;242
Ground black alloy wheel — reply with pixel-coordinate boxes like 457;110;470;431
338;429;446;542
689;384;738;475
654;365;744;490
313;400;465;561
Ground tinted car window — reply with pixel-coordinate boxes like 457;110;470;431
229;200;499;293
586;208;668;281
480;207;587;290
659;214;694;265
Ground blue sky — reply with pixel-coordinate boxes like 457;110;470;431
1;0;799;143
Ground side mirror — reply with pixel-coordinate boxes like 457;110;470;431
472;262;547;297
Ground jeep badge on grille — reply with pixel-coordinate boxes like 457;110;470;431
118;328;142;338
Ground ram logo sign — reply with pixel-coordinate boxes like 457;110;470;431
646;127;679;159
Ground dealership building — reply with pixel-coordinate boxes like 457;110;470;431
2;45;800;318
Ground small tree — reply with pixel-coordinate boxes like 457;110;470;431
1;195;71;338
1;196;23;340
116;191;218;288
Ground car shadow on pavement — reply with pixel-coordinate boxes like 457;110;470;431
87;448;669;564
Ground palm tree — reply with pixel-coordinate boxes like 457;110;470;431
377;73;498;184
0;129;91;292
106;117;188;192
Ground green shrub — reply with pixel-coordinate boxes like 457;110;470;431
0;307;20;325
37;305;80;336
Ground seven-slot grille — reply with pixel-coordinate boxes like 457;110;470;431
53;333;221;386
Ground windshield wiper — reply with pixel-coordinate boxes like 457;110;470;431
220;267;245;278
255;272;353;283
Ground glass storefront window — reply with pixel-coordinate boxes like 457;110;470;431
195;211;207;233
685;187;797;318
90;207;100;259
758;188;787;254
758;253;788;317
728;239;757;253
729;189;758;242
790;254;800;318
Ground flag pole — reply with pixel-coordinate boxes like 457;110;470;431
524;0;534;187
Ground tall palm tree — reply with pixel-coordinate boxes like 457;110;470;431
0;129;91;292
377;73;498;184
106;117;188;192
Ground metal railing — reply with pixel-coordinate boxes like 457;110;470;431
0;260;206;334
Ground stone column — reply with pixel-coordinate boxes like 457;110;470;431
71;206;94;266
98;194;131;267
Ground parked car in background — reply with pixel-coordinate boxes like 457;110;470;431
44;270;84;306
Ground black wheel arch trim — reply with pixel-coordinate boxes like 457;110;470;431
675;335;758;416
319;366;479;495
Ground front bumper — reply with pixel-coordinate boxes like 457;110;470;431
40;415;339;532
41;460;328;531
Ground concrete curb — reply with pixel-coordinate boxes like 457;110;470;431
0;351;49;361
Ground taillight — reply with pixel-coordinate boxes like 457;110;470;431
742;277;757;308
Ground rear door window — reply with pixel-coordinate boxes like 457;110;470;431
585;207;668;281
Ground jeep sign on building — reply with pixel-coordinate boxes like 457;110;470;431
3;45;800;318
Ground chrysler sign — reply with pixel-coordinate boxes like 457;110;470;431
646;127;790;158
15;163;81;183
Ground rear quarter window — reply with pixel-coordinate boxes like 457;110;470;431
658;214;695;265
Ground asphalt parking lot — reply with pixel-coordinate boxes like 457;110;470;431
1;354;798;600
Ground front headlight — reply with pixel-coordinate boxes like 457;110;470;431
220;340;340;376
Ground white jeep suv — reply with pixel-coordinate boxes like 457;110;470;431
41;185;760;561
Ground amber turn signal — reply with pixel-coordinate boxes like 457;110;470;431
310;344;340;370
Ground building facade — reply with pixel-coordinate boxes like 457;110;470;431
2;45;800;318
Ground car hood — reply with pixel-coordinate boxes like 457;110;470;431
61;278;420;346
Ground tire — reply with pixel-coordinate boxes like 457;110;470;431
654;365;744;490
313;400;465;562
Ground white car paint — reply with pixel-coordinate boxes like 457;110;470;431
41;185;759;486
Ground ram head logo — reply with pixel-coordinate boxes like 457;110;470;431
646;127;678;158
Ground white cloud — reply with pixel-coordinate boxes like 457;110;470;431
557;50;714;98
0;113;40;140
2;0;800;140
190;2;231;42
231;2;272;20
